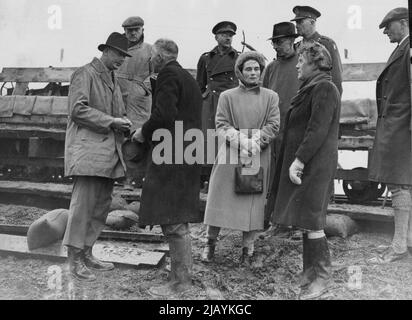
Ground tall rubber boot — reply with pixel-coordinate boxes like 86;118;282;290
299;233;315;288
149;233;193;297
84;246;114;271
67;246;96;282
299;237;332;300
201;239;216;263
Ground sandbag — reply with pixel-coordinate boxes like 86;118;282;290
110;195;129;211
126;201;140;215
325;214;359;238
27;209;69;250
105;210;139;230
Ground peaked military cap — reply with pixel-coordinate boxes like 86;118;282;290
122;16;144;28
291;6;321;21
268;22;299;40
379;7;408;29
212;21;237;35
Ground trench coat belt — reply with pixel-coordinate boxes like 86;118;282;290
116;72;150;94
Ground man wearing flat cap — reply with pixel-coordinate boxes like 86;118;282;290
369;7;412;263
63;32;132;281
291;5;343;95
117;16;153;189
263;22;301;239
196;21;240;174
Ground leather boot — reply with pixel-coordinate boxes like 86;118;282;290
299;233;315;288
67;246;96;282
84;246;114;271
240;247;254;266
149;233;193;297
201;239;216;262
299;237;332;300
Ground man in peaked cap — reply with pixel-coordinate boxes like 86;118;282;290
291;5;343;95
369;7;412;264
63;32;132;282
262;22;301;240
117;16;153;189
196;21;240;182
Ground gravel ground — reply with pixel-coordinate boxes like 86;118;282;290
0;204;412;300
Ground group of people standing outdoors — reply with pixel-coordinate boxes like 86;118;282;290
61;4;411;300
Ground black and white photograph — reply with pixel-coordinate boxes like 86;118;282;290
0;0;411;304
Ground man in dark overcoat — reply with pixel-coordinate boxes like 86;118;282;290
196;21;239;171
291;5;343;96
132;38;203;296
369;7;412;263
63;33;132;281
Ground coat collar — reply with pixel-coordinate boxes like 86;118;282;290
210;46;237;57
381;35;409;74
290;71;331;108
91;57;115;91
304;31;321;42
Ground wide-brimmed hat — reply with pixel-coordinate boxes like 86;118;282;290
98;32;132;57
379;7;408;29
291;5;321;21
267;22;299;41
212;21;237;35
122;139;150;164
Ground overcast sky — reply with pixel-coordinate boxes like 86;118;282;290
0;0;408;69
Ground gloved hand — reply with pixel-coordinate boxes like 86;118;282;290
289;158;304;185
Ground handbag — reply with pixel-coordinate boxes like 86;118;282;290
234;150;264;194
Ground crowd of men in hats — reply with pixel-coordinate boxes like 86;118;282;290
61;5;411;299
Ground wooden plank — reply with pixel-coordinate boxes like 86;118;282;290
0;224;165;243
0;67;77;83
342;63;385;82
338;135;374;150
328;203;393;222
0;234;165;268
0;124;66;140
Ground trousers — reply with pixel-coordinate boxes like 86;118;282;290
387;184;412;253
63;176;114;249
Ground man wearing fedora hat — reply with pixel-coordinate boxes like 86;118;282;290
196;21;240;179
263;22;301;240
117;16;153;189
291;5;343;95
63;32;132;282
369;7;412;264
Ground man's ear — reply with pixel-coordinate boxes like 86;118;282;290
215;34;219;42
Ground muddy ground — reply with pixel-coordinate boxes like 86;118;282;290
0;203;412;300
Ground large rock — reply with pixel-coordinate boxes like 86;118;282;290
126;201;140;215
105;210;139;230
325;214;359;238
110;195;129;211
27;208;69;250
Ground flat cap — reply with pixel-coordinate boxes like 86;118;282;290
212;21;237;35
122;16;144;28
291;6;321;21
379;7;408;29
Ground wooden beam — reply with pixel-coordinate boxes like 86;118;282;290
0;224;165;243
0;67;77;83
328;203;393;222
338;135;374;150
342;63;385;82
0;234;165;268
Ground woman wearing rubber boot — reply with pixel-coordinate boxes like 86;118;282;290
202;51;280;265
271;42;341;299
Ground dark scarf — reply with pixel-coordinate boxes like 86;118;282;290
290;71;332;107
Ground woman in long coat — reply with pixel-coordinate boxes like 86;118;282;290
202;51;280;264
270;42;341;299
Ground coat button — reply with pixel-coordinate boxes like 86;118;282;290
212;90;216;93
384;96;387;99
